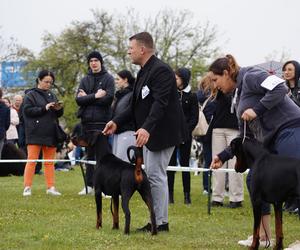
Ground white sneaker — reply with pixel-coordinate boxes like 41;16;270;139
102;192;111;199
238;235;253;247
238;235;274;247
23;186;32;196
78;186;94;195
46;187;61;196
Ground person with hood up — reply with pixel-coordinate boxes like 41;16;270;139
167;67;199;204
76;51;115;195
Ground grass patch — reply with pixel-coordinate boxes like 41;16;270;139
0;168;299;249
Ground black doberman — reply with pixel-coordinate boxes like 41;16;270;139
92;134;157;235
230;137;300;250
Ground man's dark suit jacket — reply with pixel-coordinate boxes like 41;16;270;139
114;55;187;151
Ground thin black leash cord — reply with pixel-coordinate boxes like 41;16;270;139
242;121;247;143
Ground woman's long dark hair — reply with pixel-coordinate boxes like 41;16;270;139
117;70;135;85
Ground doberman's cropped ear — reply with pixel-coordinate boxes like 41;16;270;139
230;138;248;173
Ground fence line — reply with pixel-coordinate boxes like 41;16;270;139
0;158;249;173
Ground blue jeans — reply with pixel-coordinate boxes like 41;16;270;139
247;127;300;214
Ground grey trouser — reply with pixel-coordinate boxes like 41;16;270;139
143;146;174;226
112;131;135;163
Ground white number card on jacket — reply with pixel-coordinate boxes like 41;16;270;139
142;85;150;99
261;75;285;91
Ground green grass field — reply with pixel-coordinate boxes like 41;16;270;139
0;167;299;250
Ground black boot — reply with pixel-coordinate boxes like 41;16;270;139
184;192;191;204
169;191;174;204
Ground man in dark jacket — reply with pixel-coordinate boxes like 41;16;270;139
103;32;187;231
76;51;115;195
0;88;10;158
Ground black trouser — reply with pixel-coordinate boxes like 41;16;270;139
167;139;192;194
85;144;96;187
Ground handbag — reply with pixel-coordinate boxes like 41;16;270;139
192;97;210;137
56;123;67;143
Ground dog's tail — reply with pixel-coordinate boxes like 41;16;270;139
127;146;143;184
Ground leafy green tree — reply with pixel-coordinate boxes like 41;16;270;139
23;9;219;129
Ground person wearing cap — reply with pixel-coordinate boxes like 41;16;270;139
76;51;115;195
167;67;198;204
111;70;136;162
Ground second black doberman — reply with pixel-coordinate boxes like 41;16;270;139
92;134;157;235
230;137;300;250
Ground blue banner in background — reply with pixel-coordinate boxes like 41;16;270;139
0;61;34;87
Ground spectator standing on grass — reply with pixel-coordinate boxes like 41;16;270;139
76;51;115;195
3;97;19;145
103;32;187;232
196;72;217;195
210;88;244;209
111;70;136;162
0;88;10;159
167;67;198;205
22;70;64;196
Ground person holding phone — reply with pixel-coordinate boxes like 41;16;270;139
22;70;64;196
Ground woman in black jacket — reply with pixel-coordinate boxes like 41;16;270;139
167;67;199;204
111;70;136;162
22;70;64;196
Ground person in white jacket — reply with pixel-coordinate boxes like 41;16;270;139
3;97;19;144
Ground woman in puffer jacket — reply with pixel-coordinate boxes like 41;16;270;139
111;70;136;162
22;70;63;197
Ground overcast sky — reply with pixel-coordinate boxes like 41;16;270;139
1;0;299;66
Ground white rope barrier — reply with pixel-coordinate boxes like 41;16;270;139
0;159;249;173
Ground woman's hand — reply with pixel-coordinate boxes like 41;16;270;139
241;108;257;121
102;121;117;135
52;102;63;110
210;155;223;169
46;102;55;110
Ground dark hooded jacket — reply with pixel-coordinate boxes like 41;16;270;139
23;88;63;146
176;68;199;139
76;67;115;131
283;60;300;107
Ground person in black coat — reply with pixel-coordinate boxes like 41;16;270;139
75;51;115;195
22;70;64;196
167;67;198;204
0;88;10;158
103;32;187;232
111;70;136;162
